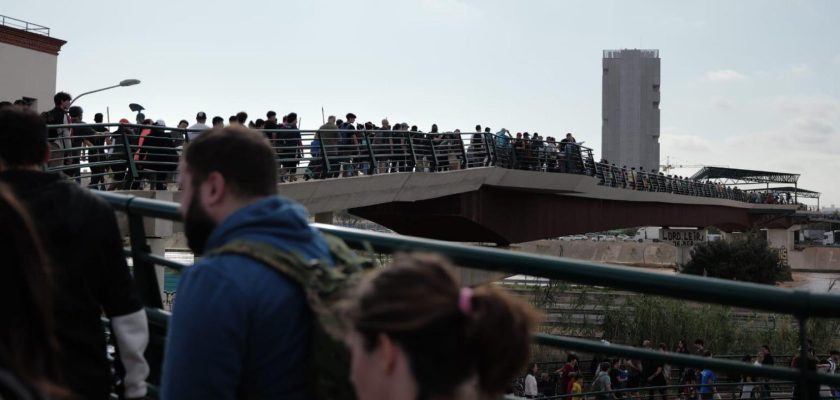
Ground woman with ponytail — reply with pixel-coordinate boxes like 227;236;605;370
340;252;540;400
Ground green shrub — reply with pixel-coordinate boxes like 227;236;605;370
681;232;791;284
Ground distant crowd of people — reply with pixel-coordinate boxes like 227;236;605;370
594;161;801;205
520;339;838;400
1;93;816;211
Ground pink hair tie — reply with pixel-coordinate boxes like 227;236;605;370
459;287;474;315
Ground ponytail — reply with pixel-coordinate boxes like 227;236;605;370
343;252;540;398
465;284;539;395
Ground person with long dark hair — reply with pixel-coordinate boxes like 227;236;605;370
0;185;70;399
340;253;540;400
0;108;149;400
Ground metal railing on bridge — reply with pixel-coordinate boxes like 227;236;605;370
46;123;797;205
94;190;840;398
32;124;729;201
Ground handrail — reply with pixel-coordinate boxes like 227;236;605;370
46;123;806;207
0;15;50;36
538;381;797;400
94;190;840;393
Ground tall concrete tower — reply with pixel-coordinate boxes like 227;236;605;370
601;49;660;172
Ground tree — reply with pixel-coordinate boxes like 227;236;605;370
680;232;791;284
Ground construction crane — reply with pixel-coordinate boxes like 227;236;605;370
659;156;712;175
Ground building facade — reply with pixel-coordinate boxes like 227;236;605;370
0;16;66;112
601;49;660;172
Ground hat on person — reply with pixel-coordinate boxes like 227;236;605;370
196;111;206;119
155;119;166;126
119;118;130;124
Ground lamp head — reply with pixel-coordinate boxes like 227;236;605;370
120;79;141;87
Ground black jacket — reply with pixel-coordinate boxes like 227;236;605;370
0;170;143;399
138;128;178;171
42;107;66;140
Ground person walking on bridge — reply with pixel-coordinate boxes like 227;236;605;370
162;126;334;399
188;111;210;141
0;108;150;400
317;115;341;177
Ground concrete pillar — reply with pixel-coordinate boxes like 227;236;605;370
675;246;692;266
148;238;167;303
314;212;334;224
147;191;175;306
766;225;800;270
767;225;800;251
454;266;510;287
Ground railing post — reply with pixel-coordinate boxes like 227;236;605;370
317;131;331;178
429;135;439;172
120;130;139;186
363;131;377;175
796;315;810;400
127;212;164;309
458;134;468;169
406;132;418;171
487;133;498;166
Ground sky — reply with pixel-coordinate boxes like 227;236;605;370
6;0;840;206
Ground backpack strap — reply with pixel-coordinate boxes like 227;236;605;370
206;240;348;319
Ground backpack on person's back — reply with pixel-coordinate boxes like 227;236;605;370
208;233;377;400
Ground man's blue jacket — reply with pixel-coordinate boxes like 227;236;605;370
162;196;333;399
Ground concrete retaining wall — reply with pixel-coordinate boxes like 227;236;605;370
788;247;840;271
515;240;677;267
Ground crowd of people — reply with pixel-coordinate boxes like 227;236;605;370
2;93;810;210
0;94;832;399
0;106;542;400
593;161;804;205
520;339;839;400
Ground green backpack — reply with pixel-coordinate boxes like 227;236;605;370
208;233;377;400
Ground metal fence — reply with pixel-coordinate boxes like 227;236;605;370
94;190;840;398
0;15;51;36
46;123;794;205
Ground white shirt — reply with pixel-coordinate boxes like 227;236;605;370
524;373;538;396
187;122;210;141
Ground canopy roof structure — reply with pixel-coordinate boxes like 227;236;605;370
690;166;800;185
744;186;821;199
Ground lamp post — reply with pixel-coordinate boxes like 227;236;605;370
69;79;141;106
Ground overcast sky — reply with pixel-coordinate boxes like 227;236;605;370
7;0;840;206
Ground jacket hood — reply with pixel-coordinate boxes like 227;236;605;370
205;196;330;262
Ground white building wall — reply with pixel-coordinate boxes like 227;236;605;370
0;41;58;112
601;49;660;172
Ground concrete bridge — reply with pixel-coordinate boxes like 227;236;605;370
123;166;798;245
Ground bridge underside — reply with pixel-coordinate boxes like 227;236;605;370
351;186;798;244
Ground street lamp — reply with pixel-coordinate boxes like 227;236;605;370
69;79;141;106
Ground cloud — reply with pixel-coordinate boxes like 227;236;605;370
660;130;713;154
420;0;475;21
711;96;734;110
705;69;747;82
834;55;840;66
790;63;811;77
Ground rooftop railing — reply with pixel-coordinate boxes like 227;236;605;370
46;123;794;206
603;49;660;59
95;190;840;398
0;15;50;36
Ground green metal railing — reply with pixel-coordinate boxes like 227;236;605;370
94;190;840;398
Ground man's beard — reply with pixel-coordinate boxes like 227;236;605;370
184;191;217;256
